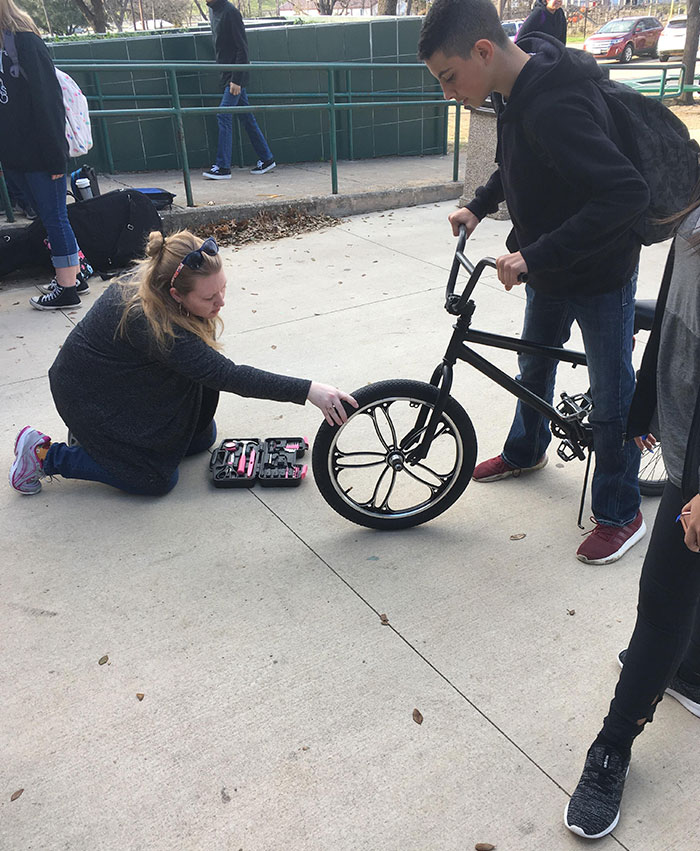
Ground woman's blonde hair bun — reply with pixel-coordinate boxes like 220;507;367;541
145;231;165;258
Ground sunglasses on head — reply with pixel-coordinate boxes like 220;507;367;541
170;237;219;287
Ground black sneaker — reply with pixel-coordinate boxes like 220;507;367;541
39;276;90;295
202;165;232;180
618;649;700;718
565;742;631;839
250;158;276;175
30;284;82;311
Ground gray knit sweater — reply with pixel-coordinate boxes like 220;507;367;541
48;283;311;492
657;206;700;490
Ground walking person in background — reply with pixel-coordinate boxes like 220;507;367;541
0;0;86;310
203;0;276;180
565;199;700;839
516;0;567;46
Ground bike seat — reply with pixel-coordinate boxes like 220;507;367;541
634;299;657;332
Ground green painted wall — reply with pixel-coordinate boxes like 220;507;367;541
49;18;445;174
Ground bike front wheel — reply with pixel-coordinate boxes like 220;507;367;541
312;379;477;530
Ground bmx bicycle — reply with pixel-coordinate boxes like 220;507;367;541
312;226;668;530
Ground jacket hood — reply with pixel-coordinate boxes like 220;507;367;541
504;32;608;120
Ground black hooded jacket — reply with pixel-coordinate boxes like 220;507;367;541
0;32;67;174
466;34;649;297
208;0;250;89
516;0;567;46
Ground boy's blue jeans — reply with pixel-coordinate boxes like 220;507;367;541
501;275;640;527
4;170;79;268
216;86;273;169
43;421;217;496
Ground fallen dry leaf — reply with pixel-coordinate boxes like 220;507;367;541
379;613;389;625
98;655;109;665
136;693;144;701
10;789;23;802
475;844;495;851
412;708;423;725
510;533;526;541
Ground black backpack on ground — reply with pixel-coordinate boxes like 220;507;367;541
65;189;162;275
0;225;50;277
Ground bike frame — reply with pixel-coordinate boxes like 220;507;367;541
406;230;593;465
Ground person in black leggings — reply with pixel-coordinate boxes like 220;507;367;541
564;202;700;839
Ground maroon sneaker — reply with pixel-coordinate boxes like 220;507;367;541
472;454;548;482
577;511;646;565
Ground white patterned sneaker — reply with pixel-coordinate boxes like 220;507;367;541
10;427;50;494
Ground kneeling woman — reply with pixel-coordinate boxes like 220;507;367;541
10;230;357;496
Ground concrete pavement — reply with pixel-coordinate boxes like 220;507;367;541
1;202;697;850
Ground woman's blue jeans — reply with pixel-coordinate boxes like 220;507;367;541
216;87;273;169
43;420;217;496
4;170;79;268
501;275;640;527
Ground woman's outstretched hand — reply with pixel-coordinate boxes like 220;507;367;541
307;382;359;426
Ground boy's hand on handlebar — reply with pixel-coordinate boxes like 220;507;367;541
448;208;480;238
680;494;700;553
307;382;359;426
496;251;528;291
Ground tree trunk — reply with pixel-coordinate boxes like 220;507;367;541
680;0;700;105
377;0;396;13
71;0;108;32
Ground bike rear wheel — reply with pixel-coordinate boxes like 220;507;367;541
638;440;668;497
312;379;477;530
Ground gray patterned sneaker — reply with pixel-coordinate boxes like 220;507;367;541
565;742;631;839
618;649;700;718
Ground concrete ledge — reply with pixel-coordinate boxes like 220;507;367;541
162;182;463;230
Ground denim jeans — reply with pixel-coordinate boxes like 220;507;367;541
501;275;640;526
43;420;217;496
216;86;273;169
4;170;79;267
600;482;700;750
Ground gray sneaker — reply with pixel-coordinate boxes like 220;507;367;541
618;649;700;717
565;742;630;839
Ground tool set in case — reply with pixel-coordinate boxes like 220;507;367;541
210;437;308;488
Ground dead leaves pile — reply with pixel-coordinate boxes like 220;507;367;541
194;209;341;248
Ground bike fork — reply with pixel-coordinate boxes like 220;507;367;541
404;360;454;463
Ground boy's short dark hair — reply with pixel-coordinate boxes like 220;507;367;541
418;0;508;61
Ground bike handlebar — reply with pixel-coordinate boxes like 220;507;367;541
444;225;528;315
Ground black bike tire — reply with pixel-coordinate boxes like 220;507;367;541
312;379;477;530
638;439;667;497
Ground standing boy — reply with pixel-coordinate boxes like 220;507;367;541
203;0;276;180
418;0;649;564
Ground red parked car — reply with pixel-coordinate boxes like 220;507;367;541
583;16;664;63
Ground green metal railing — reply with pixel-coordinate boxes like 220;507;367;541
64;61;461;210
2;58;695;223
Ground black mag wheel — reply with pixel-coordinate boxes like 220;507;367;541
312;379;477;530
638;440;668;497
